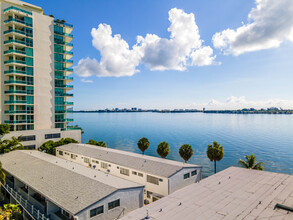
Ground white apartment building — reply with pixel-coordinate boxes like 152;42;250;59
0;0;81;148
0;150;144;220
57;144;202;204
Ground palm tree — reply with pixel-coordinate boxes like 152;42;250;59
206;141;224;174
137;137;150;155
2;204;21;219
157;142;170;158
0;136;24;154
0;161;5;185
179;144;193;163
238;154;264;170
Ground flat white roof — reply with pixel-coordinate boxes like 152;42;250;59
58;144;201;178
0;150;143;215
121;167;293;220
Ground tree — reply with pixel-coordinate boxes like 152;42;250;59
2;204;21;219
179;144;193;163
238;154;264;170
206;141;224;174
0;124;10;139
39;138;79;155
87;139;107;148
0;136;24;154
137;137;150;155
157;142;170;158
0;161;5;185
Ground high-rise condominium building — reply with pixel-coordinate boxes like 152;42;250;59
0;0;81;148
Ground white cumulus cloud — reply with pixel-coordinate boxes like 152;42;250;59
74;8;216;77
212;0;293;55
81;78;93;83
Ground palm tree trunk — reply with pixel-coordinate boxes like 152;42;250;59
214;161;217;174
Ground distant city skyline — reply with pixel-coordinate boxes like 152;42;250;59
24;0;293;110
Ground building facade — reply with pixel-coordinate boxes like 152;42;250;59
0;0;81;148
57;144;202;204
0;150;144;220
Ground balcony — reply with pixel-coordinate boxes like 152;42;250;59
55;75;73;81
4;29;32;38
54;31;73;38
4;120;33;124
54;20;73;28
4;39;32;47
5;90;28;95
4;49;27;56
4;69;33;76
55;118;73;123
4;80;32;85
55;93;73;97
55;84;73;89
55;102;73;106
5;110;33;114
4;18;32;27
61;126;81;131
4;100;27;104
4;6;32;15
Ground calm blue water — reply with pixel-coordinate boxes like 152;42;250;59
72;113;293;177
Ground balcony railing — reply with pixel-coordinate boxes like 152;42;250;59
4;6;32;15
4;69;33;76
5;90;28;94
61;126;81;131
55;75;73;80
4;80;32;85
4;39;32;47
4;18;32;27
4;29;32;37
54;20;73;28
5;120;33;124
2;184;48;220
4;100;27;104
55;93;73;97
5;110;33;114
55;51;73;55
4;49;26;55
4;59;26;65
54;31;73;38
54;41;73;47
55;118;73;123
55;85;73;89
55;102;73;106
55;110;74;114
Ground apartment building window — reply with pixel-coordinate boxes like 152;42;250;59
191;170;197;176
132;171;137;175
90;206;103;218
101;162;108;169
184;173;190;179
19;135;35;141
45;133;61;139
138;173;143;177
147;175;159;185
59;150;63;156
108;199;120;210
71;154;76;159
84;157;90;163
120;168;129;176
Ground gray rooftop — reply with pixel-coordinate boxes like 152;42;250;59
121;167;293;220
0;150;142;215
58;144;201;178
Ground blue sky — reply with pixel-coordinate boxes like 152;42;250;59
26;0;293;110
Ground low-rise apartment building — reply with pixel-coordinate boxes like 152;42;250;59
0;150;144;220
56;144;202;204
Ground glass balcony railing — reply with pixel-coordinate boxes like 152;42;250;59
5;120;33;124
5;110;33;114
4;49;26;55
5;90;28;94
4;18;32;27
55;85;73;89
61;126;81;131
55;93;73;97
54;41;73;47
55;75;73;80
4;80;32;85
4;39;32;47
4;69;33;76
4;60;26;65
55;118;74;123
54;20;73;28
54;31;73;38
4;6;32;15
4;100;27;104
55;110;74;114
4;29;32;37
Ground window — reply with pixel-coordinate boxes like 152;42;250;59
138;173;143;177
191;170;197;176
61;210;70;218
132;171;137;175
184;173;190;179
71;154;76;159
120;168;129;176
147;175;159;185
45;133;61;139
90;206;103;218
19;135;35;141
108;199;120;210
59;150;63;156
101;162;108;169
24;145;35;150
84;157;90;163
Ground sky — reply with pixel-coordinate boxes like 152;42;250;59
26;0;293;110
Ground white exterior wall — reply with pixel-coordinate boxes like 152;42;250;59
32;11;55;130
2;128;81;148
75;188;144;220
169;167;201;194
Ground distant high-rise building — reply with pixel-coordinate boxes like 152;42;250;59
0;0;81;148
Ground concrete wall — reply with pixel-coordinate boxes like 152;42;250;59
2;128;81;148
75;188;144;220
169;167;201;194
33;11;55;130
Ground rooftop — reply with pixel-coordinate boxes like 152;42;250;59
0;150;143;215
121;167;293;220
58;144;201;178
